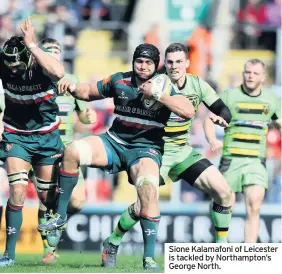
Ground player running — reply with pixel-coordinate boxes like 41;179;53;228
0;18;64;267
204;59;281;242
34;38;96;264
101;42;233;268
38;43;195;271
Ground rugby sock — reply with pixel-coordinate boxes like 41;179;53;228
38;209;54;254
57;169;79;219
140;213;160;259
108;204;140;246
5;200;23;260
211;202;232;243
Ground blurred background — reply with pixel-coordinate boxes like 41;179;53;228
0;0;281;255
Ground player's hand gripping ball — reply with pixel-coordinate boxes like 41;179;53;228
140;74;174;111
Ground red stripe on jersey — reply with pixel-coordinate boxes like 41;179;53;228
5;93;55;104
4;120;61;135
116;79;132;86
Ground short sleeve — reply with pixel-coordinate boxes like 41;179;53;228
199;78;220;106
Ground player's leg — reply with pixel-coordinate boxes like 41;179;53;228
0;157;30;266
38;135;110;232
243;185;265;242
192;165;232;243
29;165;59;264
177;150;232;243
107;199;141;246
129;154;161;271
101;150;175;268
242;160;267;242
102;199;141;267
67;169;86;214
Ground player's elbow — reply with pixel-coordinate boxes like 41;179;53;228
54;67;65;80
182;105;195;119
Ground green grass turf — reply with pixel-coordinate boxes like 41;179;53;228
0;251;164;273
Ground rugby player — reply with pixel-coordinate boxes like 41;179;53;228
38;43;195;270
0;18;64;267
204;59;281;242
35;38;96;264
101;42;233;268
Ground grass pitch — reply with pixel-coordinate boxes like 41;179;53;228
0;251;164;273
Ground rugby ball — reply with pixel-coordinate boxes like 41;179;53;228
142;74;174;111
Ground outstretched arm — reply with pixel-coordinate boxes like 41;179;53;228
21;18;64;80
58;80;104;101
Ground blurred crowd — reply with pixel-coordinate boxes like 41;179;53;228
0;0;280;205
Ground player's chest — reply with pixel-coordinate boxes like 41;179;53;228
3;76;51;95
230;96;274;120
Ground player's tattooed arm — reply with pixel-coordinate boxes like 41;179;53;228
20;17;64;80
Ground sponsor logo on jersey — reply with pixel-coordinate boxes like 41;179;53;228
263;105;270;115
187;94;200;109
5;143;13;152
118;91;128;100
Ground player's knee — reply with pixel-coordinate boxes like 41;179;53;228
246;198;263;215
35;177;57;193
69;140;93;166
136;176;159;203
7;170;28;204
64;144;80;164
217;183;232;205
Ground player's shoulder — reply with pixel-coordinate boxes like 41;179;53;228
110;71;134;86
185;73;210;88
261;88;279;101
223;86;241;94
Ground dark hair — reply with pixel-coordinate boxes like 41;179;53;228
40;38;61;47
133;43;160;69
165;43;189;59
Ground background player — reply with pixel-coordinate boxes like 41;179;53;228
34;38;96;264
204;59;281;243
0;18;64;267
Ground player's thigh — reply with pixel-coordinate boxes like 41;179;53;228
242;160;268;191
70;135;109;167
168;146;201;183
219;157;243;193
177;148;211;185
128;147;162;183
193;165;231;198
33;164;58;181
